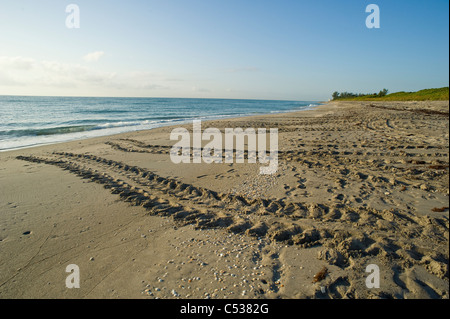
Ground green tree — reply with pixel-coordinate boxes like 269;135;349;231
378;88;388;97
332;91;340;100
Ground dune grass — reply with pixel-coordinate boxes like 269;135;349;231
337;87;449;101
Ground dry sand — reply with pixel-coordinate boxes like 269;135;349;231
0;101;448;299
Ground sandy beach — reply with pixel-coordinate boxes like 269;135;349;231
0;100;448;299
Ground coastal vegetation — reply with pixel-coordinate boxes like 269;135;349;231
331;87;449;101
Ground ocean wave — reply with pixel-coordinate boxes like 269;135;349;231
0;125;98;137
76;109;135;114
0;118;183;139
96;121;149;128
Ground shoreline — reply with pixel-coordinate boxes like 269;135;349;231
0;100;448;299
0;98;324;154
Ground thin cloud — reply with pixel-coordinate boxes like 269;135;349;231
192;86;211;93
83;51;105;62
0;56;35;70
0;55;171;93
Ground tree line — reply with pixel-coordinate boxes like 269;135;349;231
332;88;388;100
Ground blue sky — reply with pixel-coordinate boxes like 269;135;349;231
0;0;448;100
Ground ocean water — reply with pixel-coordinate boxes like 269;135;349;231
0;96;319;151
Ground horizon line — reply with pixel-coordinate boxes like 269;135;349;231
0;94;325;102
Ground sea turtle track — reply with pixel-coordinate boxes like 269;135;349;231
105;138;449;194
16;152;449;281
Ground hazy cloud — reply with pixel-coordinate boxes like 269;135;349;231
0;56;36;70
83;51;105;62
192;86;211;93
0;55;172;94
